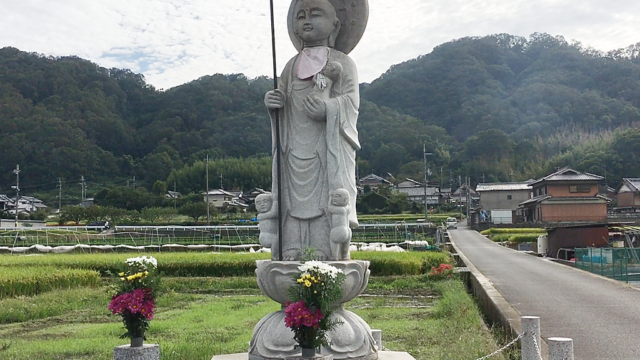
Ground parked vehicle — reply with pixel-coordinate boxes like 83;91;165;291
446;217;458;229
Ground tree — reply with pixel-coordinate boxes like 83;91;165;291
152;181;167;196
140;207;166;223
178;202;208;222
60;206;86;225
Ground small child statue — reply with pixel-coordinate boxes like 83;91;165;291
256;193;278;249
312;61;343;100
328;188;351;260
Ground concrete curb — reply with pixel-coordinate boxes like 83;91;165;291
448;231;549;359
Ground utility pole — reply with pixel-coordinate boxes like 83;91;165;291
12;165;20;228
206;155;210;225
57;178;62;213
173;181;177;209
79;176;86;201
466;177;471;222
219;173;223;190
423;144;432;221
458;175;463;219
132;176;136;190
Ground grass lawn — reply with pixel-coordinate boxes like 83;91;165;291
0;275;513;360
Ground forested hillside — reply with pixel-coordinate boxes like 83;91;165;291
1;32;640;203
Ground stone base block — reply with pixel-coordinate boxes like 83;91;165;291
212;351;414;360
114;344;160;360
285;354;333;360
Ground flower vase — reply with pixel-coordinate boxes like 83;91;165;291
131;336;144;348
301;347;316;358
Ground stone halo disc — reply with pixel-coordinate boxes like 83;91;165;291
287;0;369;55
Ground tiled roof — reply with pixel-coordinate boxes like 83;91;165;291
519;195;551;206
531;167;603;186
476;182;532;192
359;174;392;185
204;189;235;196
396;178;423;188
520;195;608;206
623;178;640;193
397;187;439;196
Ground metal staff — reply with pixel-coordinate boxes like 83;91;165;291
269;0;284;261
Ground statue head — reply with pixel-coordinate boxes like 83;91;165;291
293;0;341;48
330;188;349;207
255;194;273;213
324;61;342;80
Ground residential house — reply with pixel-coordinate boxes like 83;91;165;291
80;198;94;208
439;187;452;203
166;191;181;199
21;196;47;211
0;195;11;211
477;182;532;211
614;178;640;213
395;178;440;205
203;189;248;210
203;189;235;208
244;188;269;207
359;174;392;191
598;185;616;205
476;182;533;224
451;185;479;205
3;196;48;214
518;167;607;223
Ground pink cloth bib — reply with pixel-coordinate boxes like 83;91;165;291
297;47;329;80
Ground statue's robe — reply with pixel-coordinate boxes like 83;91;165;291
269;48;360;259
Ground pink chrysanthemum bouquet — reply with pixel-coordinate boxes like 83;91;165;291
285;261;345;351
108;256;160;341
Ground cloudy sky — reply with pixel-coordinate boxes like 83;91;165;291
1;0;639;90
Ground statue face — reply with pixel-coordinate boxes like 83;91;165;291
255;195;272;213
331;191;348;206
294;0;338;46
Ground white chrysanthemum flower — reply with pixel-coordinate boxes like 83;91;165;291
298;261;342;278
125;255;158;270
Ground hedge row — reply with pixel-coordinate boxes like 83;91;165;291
490;234;541;243
480;228;546;236
0;252;452;277
0;266;100;298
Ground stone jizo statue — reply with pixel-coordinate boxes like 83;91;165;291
328;188;351;260
256;193;278;249
263;0;367;261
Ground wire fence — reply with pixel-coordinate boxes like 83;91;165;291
0;223;437;249
574;247;640;283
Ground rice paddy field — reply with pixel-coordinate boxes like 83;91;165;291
0;251;516;360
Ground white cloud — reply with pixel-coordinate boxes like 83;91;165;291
1;0;639;89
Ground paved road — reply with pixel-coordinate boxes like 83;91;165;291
450;224;640;360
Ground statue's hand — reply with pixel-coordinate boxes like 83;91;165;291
264;89;285;109
303;94;326;121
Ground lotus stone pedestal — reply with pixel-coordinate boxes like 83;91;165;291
248;260;377;360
